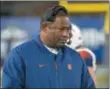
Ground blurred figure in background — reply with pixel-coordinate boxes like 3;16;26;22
1;24;29;67
66;24;97;84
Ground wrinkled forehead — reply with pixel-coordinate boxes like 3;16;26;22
52;16;71;28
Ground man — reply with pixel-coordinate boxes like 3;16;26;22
2;5;95;88
67;24;97;84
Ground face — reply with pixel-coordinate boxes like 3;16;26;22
44;16;71;48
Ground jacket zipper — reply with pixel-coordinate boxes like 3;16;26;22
54;55;60;88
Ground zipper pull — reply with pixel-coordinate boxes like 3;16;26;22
55;63;58;71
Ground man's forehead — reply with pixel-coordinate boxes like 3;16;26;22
52;16;71;27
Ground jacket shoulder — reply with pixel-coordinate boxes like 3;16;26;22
65;46;83;62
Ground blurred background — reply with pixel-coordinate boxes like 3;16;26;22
0;1;109;88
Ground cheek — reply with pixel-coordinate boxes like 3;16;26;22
52;33;59;41
47;31;56;40
46;29;60;42
49;32;59;43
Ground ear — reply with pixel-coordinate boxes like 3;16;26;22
42;23;47;29
41;24;48;34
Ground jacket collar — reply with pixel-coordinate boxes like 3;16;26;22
33;35;65;56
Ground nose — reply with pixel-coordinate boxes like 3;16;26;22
62;30;69;38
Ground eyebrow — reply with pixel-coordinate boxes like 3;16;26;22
42;21;53;24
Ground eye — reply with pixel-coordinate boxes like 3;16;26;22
57;28;64;32
59;28;64;30
58;27;70;33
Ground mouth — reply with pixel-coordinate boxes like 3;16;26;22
56;38;68;46
59;40;67;44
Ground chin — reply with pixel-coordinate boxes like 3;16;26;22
57;43;65;48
